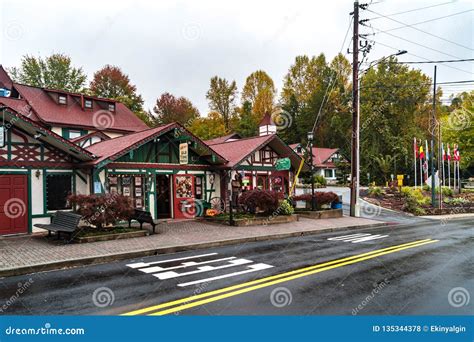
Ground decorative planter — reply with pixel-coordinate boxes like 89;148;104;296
74;229;148;243
296;208;343;219
206;214;298;226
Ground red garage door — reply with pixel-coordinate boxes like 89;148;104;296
0;175;28;235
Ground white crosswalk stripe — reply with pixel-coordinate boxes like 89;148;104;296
178;263;274;287
328;233;389;243
126;253;273;287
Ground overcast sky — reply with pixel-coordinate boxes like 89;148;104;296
1;0;472;114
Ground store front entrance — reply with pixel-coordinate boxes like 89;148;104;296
156;174;171;219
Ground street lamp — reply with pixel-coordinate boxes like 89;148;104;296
307;131;316;211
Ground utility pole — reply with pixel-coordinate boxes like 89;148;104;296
431;65;437;207
350;1;360;217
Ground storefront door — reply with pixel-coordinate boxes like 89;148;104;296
0;175;28;235
173;175;195;219
156;175;171;219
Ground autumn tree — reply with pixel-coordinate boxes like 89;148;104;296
90;65;144;113
281;54;327;106
9;53;86;92
153;92;200;127
206;76;238;130
188;111;228;140
241;70;276;120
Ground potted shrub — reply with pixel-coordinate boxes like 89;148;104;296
292;192;339;210
238;189;282;215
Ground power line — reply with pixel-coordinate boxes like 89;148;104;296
399;58;474;64
365;9;474;37
365;8;474;52
359;80;474;90
367;39;474;75
367;1;456;20
366;29;472;66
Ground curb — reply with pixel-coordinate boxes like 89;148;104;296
0;221;392;278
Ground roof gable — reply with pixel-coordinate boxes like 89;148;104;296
1;107;95;161
85;123;228;167
210;134;305;170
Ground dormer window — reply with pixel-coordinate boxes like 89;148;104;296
84;99;93;109
108;103;115;112
58;95;67;105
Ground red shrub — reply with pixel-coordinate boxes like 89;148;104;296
68;193;134;229
238;190;281;214
292;192;339;207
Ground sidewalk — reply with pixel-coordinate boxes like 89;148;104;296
0;216;387;277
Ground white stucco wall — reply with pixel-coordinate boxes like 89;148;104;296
30;169;44;215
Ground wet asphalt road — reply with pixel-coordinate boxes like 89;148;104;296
0;217;472;316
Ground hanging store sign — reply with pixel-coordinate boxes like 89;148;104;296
179;142;188;164
275;157;291;171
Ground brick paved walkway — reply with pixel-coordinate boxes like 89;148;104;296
0;216;381;274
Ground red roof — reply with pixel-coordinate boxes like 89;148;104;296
259;112;274;126
289;144;339;168
205;133;241;145
0;96;41;121
210;134;305;170
14;83;148;133
210;135;273;167
86;123;176;164
0;66;13;89
85;122;228;166
1;104;94;161
0;65;148;133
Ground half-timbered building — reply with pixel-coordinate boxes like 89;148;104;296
0;66;304;235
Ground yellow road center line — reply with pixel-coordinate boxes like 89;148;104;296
150;239;438;316
122;239;434;316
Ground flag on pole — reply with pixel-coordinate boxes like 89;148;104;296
453;144;460;161
447;143;451;188
413;137;418;188
419;145;425;160
423;140;429;181
441;143;446;186
425;140;429;161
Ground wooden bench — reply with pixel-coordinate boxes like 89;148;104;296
128;209;157;234
34;211;82;241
